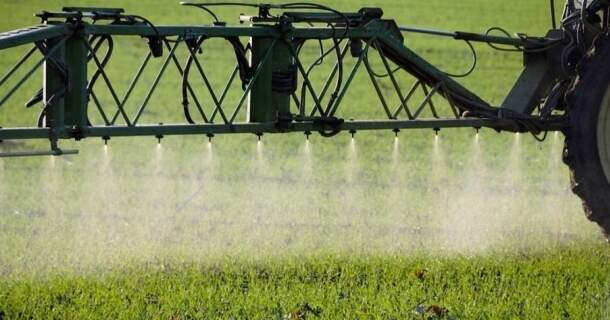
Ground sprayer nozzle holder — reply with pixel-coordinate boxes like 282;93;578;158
206;133;214;143
155;134;164;144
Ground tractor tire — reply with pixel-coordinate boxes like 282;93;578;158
565;31;610;241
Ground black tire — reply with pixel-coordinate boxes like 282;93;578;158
565;31;610;241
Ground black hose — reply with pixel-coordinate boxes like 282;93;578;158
226;37;252;89
325;36;343;114
443;40;477;78
87;36;114;92
129;15;160;36
299;39;327;112
182;36;206;124
182;36;251;124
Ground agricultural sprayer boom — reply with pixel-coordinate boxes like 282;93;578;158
2;1;610;239
0;4;567;147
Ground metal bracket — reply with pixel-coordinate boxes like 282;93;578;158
0;132;79;157
0;148;78;158
500;30;566;115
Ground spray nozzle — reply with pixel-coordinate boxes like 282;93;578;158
206;133;214;143
349;129;356;139
393;128;400;137
156;123;165;144
434;128;440;136
256;132;263;141
102;136;110;146
304;131;311;141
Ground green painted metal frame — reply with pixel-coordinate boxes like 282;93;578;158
0;118;565;140
0;6;569;152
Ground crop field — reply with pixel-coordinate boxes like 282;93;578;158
0;0;610;319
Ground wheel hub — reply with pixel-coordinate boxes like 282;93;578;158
597;84;610;183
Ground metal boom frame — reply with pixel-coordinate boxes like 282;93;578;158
0;2;589;156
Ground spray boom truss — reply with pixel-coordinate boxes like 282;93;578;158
0;2;597;156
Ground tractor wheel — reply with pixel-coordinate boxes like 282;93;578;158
565;31;610;241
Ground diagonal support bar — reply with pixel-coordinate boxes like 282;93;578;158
132;39;182;125
83;38;132;126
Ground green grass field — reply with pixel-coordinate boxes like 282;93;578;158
0;1;609;319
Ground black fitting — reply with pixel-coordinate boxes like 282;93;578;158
146;36;163;58
278;15;293;34
358;7;384;20
275;112;294;131
71;125;84;141
276;112;293;122
312;116;344;126
258;4;271;18
272;65;298;94
350;39;363;58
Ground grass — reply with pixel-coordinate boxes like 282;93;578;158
2;248;610;319
0;0;609;319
